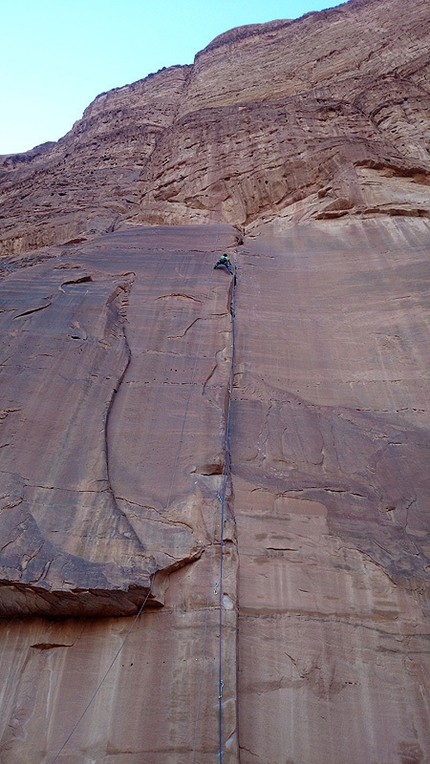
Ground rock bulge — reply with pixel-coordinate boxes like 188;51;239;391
0;0;429;255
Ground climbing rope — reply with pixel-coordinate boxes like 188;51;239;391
49;248;212;763
191;243;237;764
49;243;236;764
217;268;237;764
48;568;157;764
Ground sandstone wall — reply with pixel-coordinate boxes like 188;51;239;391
0;0;430;762
234;217;430;763
1;217;430;763
0;226;239;762
0;0;429;255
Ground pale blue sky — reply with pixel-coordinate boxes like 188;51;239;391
1;0;342;155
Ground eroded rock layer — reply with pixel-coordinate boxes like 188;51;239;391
1;217;430;762
0;0;429;255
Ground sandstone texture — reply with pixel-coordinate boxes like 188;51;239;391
234;217;430;764
0;225;238;618
1;0;430;255
0;0;430;762
0;226;240;763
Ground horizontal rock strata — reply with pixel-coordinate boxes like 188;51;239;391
0;0;429;255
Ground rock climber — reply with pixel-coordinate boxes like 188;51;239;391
213;253;234;274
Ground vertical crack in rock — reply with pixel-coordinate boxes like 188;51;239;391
0;265;162;616
102;276;148;553
218;266;239;763
98;232;241;762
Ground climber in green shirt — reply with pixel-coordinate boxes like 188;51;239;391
214;253;234;274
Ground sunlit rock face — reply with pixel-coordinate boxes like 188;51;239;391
0;225;239;617
0;0;429;255
0;0;430;762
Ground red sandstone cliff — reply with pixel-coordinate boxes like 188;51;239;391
0;0;430;762
1;0;429;256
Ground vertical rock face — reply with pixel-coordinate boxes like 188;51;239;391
0;226;240;763
0;0;430;762
234;218;430;764
1;0;430;254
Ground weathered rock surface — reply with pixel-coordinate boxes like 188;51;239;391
0;225;239;617
0;225;240;763
234;217;430;764
0;0;430;762
1;0;429;255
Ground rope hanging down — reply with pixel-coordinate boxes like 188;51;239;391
50;244;236;764
49;248;213;764
218;268;237;764
191;247;237;764
49;569;157;764
191;234;236;764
